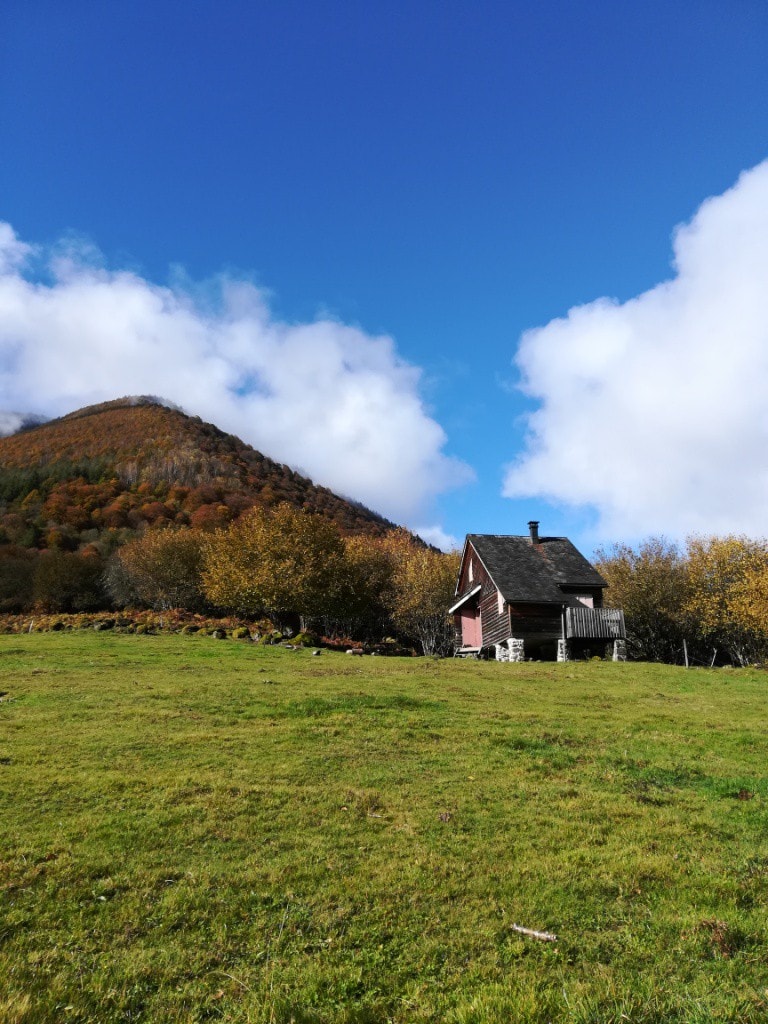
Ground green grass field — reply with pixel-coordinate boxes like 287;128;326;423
1;633;767;1023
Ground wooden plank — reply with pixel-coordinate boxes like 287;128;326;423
565;607;625;639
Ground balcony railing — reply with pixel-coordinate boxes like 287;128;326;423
565;606;626;640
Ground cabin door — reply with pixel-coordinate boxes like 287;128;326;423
460;606;482;647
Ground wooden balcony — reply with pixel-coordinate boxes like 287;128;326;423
565;606;625;640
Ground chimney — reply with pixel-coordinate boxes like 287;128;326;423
528;520;540;544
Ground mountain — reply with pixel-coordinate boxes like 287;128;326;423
0;396;396;552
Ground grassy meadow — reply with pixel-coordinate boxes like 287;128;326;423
1;633;767;1023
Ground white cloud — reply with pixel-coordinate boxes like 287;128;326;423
504;160;768;541
413;524;461;551
0;411;26;436
0;223;472;523
0;223;32;275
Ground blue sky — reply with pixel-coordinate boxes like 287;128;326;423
2;1;768;551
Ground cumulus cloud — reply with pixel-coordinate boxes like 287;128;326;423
504;160;768;540
0;224;472;522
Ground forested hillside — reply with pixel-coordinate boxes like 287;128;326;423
0;397;417;618
0;396;394;551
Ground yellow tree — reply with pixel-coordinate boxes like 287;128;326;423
380;529;461;655
729;553;768;643
325;533;395;636
685;535;768;665
110;528;207;610
594;538;688;662
202;503;346;628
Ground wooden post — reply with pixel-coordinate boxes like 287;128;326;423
683;639;689;668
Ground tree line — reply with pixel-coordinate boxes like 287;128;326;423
8;493;766;664
1;504;460;656
595;535;768;666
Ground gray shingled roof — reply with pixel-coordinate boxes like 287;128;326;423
466;533;606;603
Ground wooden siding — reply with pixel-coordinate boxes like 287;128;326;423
508;603;562;642
455;541;494;598
479;588;511;647
565;606;625;639
452;533;612;656
455;543;565;650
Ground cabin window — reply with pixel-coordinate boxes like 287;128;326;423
497;590;505;615
469;559;474;582
574;594;594;608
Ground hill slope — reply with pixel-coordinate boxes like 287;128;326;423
0;397;396;551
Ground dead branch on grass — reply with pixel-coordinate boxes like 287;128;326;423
511;923;558;942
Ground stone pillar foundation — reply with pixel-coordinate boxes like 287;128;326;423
509;638;525;663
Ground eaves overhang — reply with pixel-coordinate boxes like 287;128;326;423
448;584;482;615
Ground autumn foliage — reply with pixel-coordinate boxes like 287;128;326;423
0;400;466;648
13;401;768;663
378;530;461;655
200;508;459;652
109;530;207;611
0;397;396;560
596;535;768;665
202;504;348;627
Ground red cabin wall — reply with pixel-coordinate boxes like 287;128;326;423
454;543;511;649
458;606;482;647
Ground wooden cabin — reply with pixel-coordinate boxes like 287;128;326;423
450;522;626;661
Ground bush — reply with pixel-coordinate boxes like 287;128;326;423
108;529;207;611
292;631;318;647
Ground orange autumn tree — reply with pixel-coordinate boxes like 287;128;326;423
596;533;768;665
328;532;396;637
